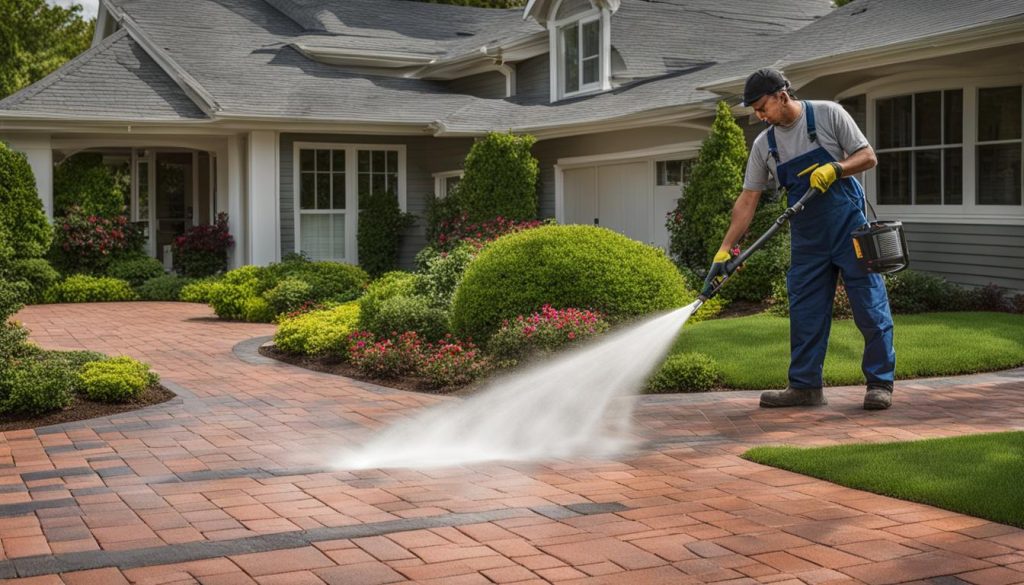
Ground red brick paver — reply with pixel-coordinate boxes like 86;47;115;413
2;301;1023;584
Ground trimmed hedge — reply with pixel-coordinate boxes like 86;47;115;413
79;356;159;403
457;131;539;223
274;302;361;356
107;255;165;288
451;225;692;342
43;275;138;303
646;353;721;393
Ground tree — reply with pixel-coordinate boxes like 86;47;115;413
667;101;748;272
0;0;95;99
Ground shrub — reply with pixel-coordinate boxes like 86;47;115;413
43;275;138;303
363;295;450;342
432;214;546;253
488;305;610;363
264;277;314;316
275;302;361;356
241;296;275;323
719;197;790;303
179;276;222;303
172;212;233;277
968;284;1011;312
414;243;477;309
9;258;60;303
53;152;127;218
358;190;416;278
1012;293;1024;315
79;356;159;403
458;131;539;223
646;353;721;393
421;337;490;388
1;280;30;364
768;277;853;319
267;258;368;305
138;274;195;301
359;271;417;329
424;193;464;248
208;282;258;320
885;270;967;314
348;331;425;379
668;101;748;271
50;207;145;275
451;224;691;342
0;141;52;260
1;355;77;415
41;350;108;395
107;255;165;288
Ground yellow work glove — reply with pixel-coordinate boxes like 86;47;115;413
809;162;843;192
701;250;734;297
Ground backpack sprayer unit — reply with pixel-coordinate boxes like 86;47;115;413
696;187;909;306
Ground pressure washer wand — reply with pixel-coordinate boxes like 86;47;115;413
697;187;823;305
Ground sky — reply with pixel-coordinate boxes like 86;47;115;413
47;0;100;19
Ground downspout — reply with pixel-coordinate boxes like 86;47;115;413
496;62;517;98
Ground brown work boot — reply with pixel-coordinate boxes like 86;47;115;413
864;384;893;410
759;387;827;408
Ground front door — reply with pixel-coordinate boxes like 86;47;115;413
132;149;197;264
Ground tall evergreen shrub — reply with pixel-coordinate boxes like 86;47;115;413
358;191;415;277
0;141;51;260
458;131;539;223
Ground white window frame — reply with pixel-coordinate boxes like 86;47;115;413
432;170;464;199
548;0;611;102
292;142;406;265
838;72;1024;224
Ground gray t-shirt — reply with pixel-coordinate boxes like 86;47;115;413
743;100;870;192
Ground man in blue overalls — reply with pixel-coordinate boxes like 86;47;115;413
705;68;896;410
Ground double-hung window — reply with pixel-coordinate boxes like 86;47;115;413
560;15;601;96
295;144;405;263
977;86;1022;205
875;90;963;205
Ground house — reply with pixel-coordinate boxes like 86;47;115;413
1;0;1021;291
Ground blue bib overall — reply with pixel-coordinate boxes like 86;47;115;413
767;102;896;390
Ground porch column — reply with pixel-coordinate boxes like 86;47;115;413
3;134;53;219
226;135;246;268
246;130;280;266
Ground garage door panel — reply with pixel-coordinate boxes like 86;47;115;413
564;167;597;226
597;162;650;243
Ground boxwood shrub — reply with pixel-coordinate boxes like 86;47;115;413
106;255;165;288
358;271;417;330
1;354;77;414
179;276;223;303
43;275;138;303
646;353;721;393
138;274;195;301
79;356;159;403
451;225;692;342
274;301;361;356
363;295;449;342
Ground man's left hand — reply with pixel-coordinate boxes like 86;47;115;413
810;162;843;192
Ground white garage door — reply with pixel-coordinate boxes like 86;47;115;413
563;161;656;245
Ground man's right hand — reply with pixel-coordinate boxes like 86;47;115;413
701;250;733;297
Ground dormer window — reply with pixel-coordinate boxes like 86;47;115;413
547;0;611;101
560;16;601;95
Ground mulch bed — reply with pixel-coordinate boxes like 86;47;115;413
717;300;772;319
0;385;177;433
258;344;465;395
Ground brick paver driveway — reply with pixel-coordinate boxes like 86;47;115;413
3;302;1024;584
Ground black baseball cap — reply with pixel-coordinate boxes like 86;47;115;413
742;68;790;107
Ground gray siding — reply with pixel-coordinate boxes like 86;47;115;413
514;54;549;103
449;72;507;99
280;134;473;270
902;222;1024;293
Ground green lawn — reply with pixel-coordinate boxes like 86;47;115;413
670;312;1024;389
744;432;1024;528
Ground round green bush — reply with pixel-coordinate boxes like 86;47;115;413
106;255;165;288
138;274;195;301
451;225;692;341
364;295;450;341
646;353;721;393
269;260;368;304
242;296;274;323
274;302;361;356
208;282;258;320
1;354;77;414
358;271;417;329
263;277;314;316
9;258;60;303
43;275;138;303
79;356;159;403
179;277;222;303
0;141;51;260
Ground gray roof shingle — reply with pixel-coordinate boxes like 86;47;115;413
0;28;207;121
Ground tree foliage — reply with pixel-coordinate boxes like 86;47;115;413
0;0;95;99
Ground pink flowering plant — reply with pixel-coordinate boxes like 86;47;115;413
347;330;425;379
434;214;546;252
52;206;145;274
420;335;491;388
172;212;234;277
487;305;610;363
